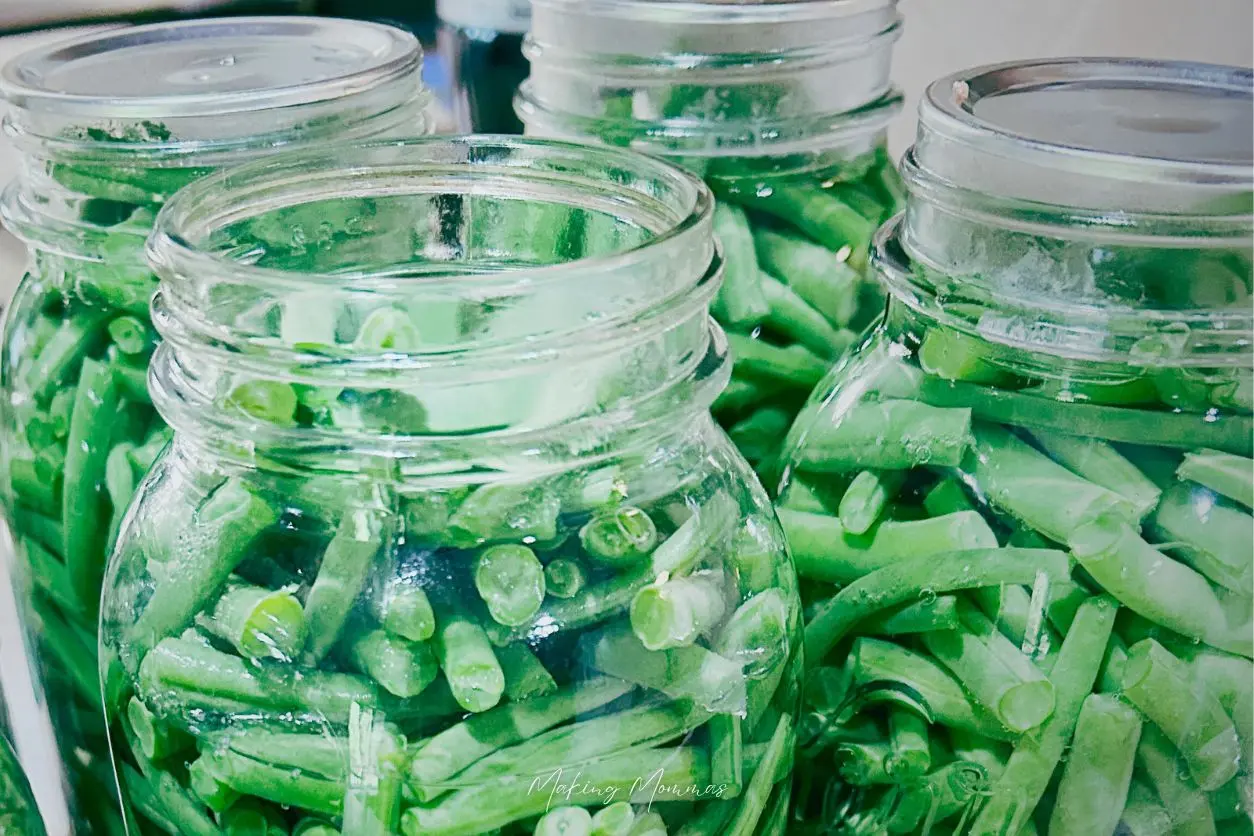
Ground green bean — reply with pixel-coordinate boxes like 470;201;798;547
1032;430;1163;519
543;558;587;599
590;802;636;836
1069;512;1253;657
630;570;729;650
1136;725;1217;836
579;505;659;567
496;643;558;702
710;202;770;327
1152;482;1253;595
794;399;972;472
346;628;438;699
1047;693;1142;836
779;508;997;586
1121;639;1241;791
760;271;853;358
837;470;905;535
1178;449;1254;508
804;547;1072;667
967;595;1117;835
433;613;504;714
475;544;547;627
304;507;390;662
725;333;829;390
198;579;307;661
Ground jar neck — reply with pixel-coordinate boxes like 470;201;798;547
874;215;1254;376
146;137;724;477
0;76;429;257
518;0;902;164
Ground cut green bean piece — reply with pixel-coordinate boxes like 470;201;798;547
342;707;405;836
780;507;998;586
1032;429;1163;519
709;713;743;795
715;588;790;678
305;507;389;662
726;333;828;390
199;579;307;661
725;714;792;836
579;505;658;567
1136;725;1217;836
534;807;593;836
1152;482;1253;595
496;643;558;702
753;227;859;327
127;696;192;762
475;544;546;627
918;327;1011;385
433;613;505;713
796;399;973;472
187;756;240;814
223;729;348;781
886;707;930;780
760;271;853;358
837;470;905;535
805;547;1072;667
1047;693;1142;836
1122;639;1241;791
406;677;632;793
62;356;122;611
448;482;561;547
132;479;278;653
1178;449;1254;508
1069;512;1253;657
544;558;587;599
373;575;435;643
965;423;1139;542
590;801;635;836
710;202;769;327
199;749;343;817
347;628;438;699
584;624;746;715
849;638;1011;740
630;570;728;650
921;627;1055;733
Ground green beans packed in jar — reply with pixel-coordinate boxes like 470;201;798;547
516;0;905;472
101;138;803;836
0;692;46;834
777;60;1254;834
0;18;429;832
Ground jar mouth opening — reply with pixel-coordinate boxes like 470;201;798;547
873;215;1254;368
149;135;714;295
0;17;422;119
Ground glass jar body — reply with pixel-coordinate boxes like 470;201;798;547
778;253;1253;832
517;0;905;470
103;415;802;835
0;21;429;831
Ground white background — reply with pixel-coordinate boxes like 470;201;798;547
0;4;1250;833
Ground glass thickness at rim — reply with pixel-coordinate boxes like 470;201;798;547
149;134;712;297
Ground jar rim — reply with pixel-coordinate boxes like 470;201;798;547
148;134;714;296
0;17;422;119
533;0;895;25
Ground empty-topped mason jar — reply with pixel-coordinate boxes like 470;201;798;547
516;0;905;472
776;59;1253;834
0;17;428;832
101;137;802;835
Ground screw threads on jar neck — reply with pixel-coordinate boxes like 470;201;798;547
517;0;903;161
145;137;727;472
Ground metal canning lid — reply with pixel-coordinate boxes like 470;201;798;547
0;16;422;118
912;58;1254;213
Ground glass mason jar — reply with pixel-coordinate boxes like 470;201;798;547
102;137;803;835
516;0;905;472
437;0;532;133
777;59;1254;834
0;17;428;832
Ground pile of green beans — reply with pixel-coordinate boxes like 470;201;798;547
105;438;801;834
0;732;45;834
779;310;1253;834
588;92;905;472
1;139;179;832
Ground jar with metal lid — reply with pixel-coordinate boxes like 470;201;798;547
0;17;429;832
437;0;532;133
102;137;802;835
776;59;1253;833
516;0;905;472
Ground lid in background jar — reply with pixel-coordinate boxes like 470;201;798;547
437;0;532;35
910;57;1253;214
0;16;422;118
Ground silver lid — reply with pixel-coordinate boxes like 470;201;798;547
913;58;1253;213
1;16;421;118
